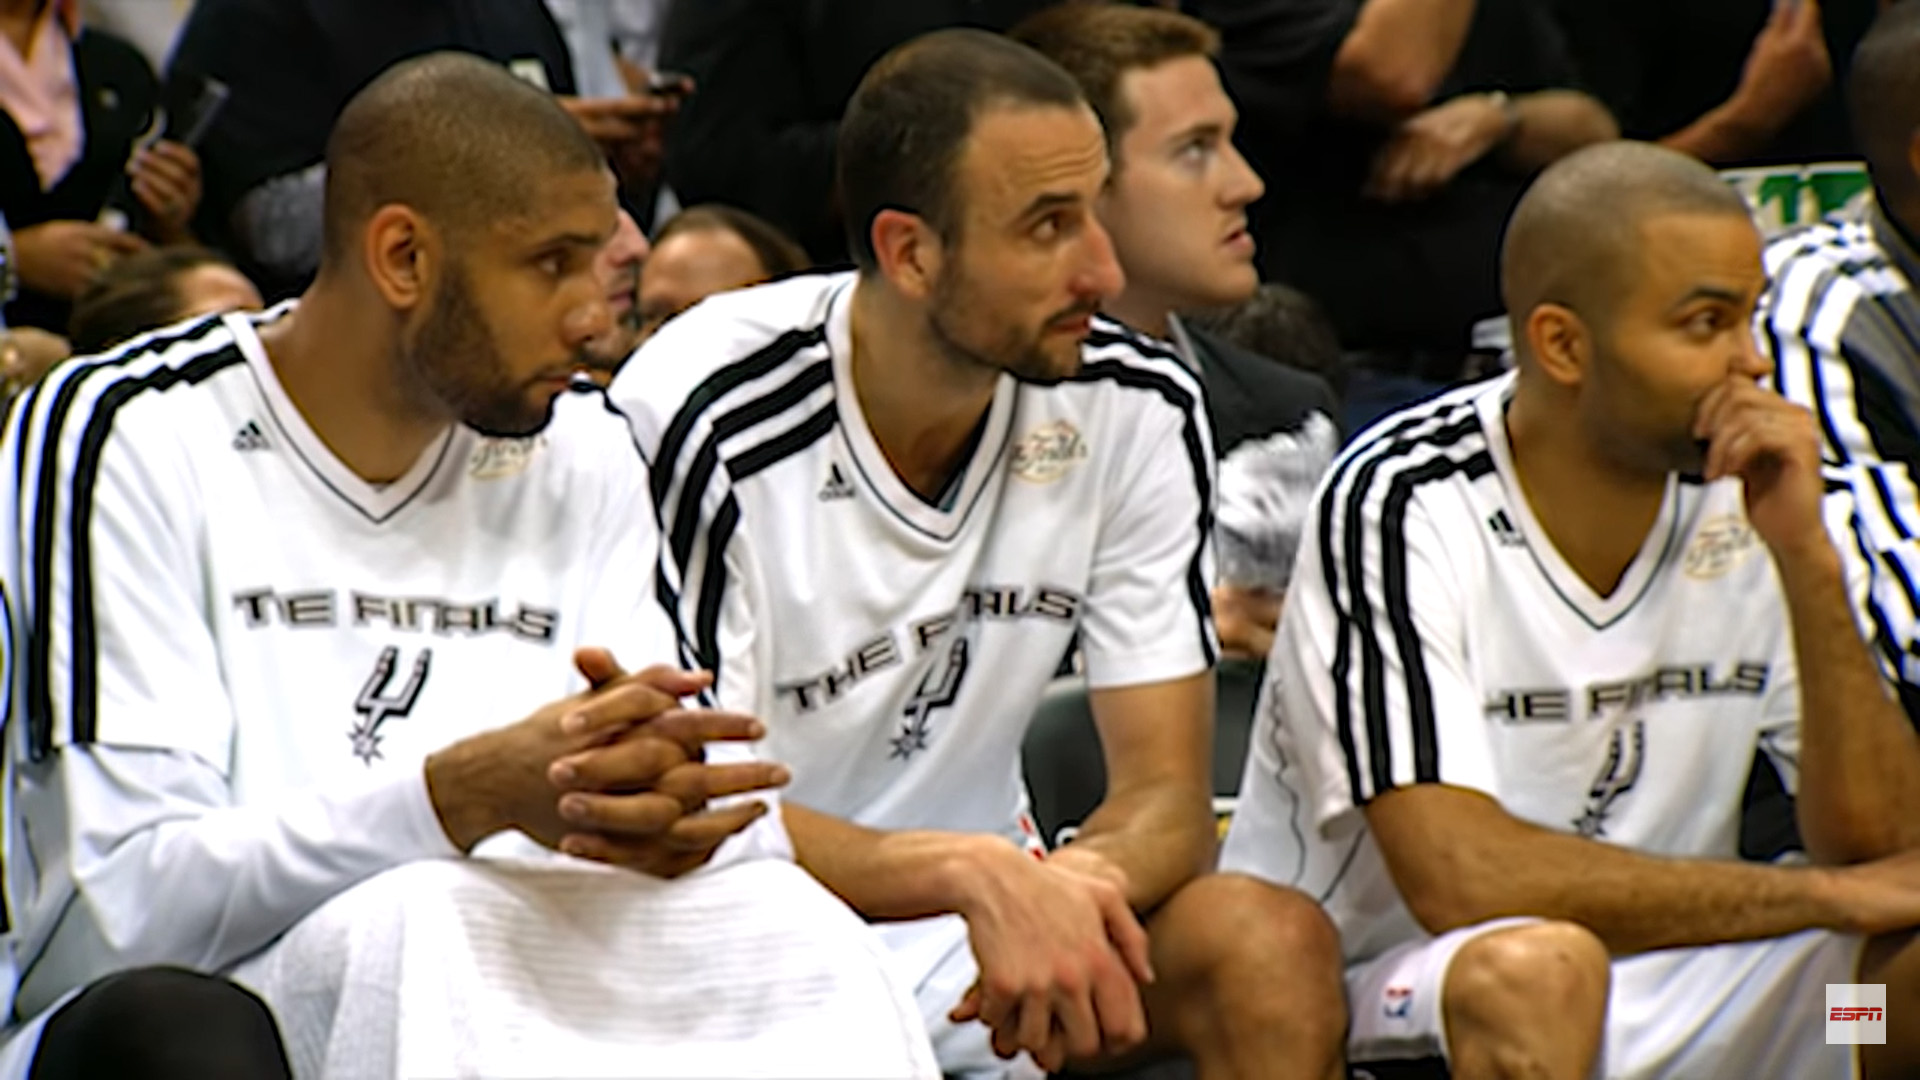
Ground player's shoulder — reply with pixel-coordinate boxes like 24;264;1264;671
10;312;246;455
610;271;845;425
1061;317;1208;421
1763;213;1885;281
1326;375;1496;483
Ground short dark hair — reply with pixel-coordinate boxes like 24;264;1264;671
1851;1;1920;203
1010;2;1220;161
655;204;812;278
836;28;1087;271
321;52;607;265
1501;141;1753;354
68;247;244;355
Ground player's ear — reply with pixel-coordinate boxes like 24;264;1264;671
870;208;942;303
1525;302;1589;388
363;205;435;312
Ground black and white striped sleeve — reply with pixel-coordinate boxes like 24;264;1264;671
1765;238;1920;699
1272;405;1499;822
1078;336;1220;688
613;324;833;714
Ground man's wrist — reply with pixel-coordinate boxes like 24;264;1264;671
1485;90;1521;145
942;833;1035;921
1048;843;1133;897
1765;526;1845;585
423;736;505;853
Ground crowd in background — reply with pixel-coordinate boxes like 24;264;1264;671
0;0;1890;416
0;1;1918;1078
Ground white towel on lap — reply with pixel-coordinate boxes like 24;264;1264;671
230;856;937;1080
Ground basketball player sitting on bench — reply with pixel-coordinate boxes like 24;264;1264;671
1223;141;1920;1079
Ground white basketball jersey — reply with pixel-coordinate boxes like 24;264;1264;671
4;308;702;965
1220;374;1820;963
613;273;1217;845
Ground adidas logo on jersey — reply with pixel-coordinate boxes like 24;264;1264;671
1486;508;1524;547
232;420;269;451
818;463;855;501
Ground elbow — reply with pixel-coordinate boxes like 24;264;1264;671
1328;45;1439;121
1401;884;1492;937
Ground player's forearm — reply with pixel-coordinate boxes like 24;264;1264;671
35;747;452;991
1412;821;1847;954
1658;97;1780;165
1496;91;1618;173
781;802;1027;922
1773;536;1920;863
1067;782;1216;913
1329;0;1478;121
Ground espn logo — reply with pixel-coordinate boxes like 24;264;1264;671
1828;984;1887;1045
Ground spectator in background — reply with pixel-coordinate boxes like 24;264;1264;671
77;0;188;74
658;0;1056;263
1189;283;1343;393
637;203;809;339
1188;0;1615;424
0;0;203;331
1551;0;1879;168
1013;3;1340;661
1764;0;1920;724
166;0;673;299
66;244;260;355
579;207;650;384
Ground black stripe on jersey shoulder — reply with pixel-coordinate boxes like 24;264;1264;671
689;404;837;678
664;360;831;573
23;328;244;756
1378;448;1494;787
1070;355;1218;667
649;325;826;507
1313;394;1485;807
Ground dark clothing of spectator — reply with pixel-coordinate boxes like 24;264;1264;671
166;0;576;297
1190;0;1582;363
1550;0;1876;166
0;28;154;331
658;0;1054;264
1189;323;1339;456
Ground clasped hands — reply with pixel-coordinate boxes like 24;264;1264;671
427;646;786;878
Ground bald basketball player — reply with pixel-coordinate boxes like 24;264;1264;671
3;53;932;1079
1223;141;1920;1078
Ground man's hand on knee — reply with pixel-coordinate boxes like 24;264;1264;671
947;851;1156;1072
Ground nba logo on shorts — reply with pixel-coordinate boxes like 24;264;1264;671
1827;984;1887;1045
1383;985;1413;1021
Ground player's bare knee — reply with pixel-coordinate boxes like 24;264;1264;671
1156;874;1344;1012
1443;921;1610;1034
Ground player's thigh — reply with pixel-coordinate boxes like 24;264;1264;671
1346;917;1545;1065
1606;928;1864;1079
873;916;1044;1080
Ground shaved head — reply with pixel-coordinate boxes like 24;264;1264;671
1501;141;1752;357
1851;0;1920;206
321;52;607;265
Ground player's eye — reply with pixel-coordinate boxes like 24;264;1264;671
1031;213;1064;243
536;252;569;278
1683;310;1725;339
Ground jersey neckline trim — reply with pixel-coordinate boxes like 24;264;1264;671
1478;377;1684;631
228;308;458;525
827;278;1015;544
